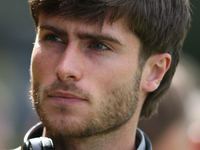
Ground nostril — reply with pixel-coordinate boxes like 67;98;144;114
68;75;75;78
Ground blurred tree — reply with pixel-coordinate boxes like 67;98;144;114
183;0;200;62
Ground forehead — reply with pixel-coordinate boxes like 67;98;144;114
37;14;140;47
38;13;128;31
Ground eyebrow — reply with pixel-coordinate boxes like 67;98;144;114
38;24;68;37
77;33;123;46
38;24;123;46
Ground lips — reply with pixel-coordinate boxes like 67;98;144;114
48;90;86;106
49;90;84;99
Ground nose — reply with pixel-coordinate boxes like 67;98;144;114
55;44;83;82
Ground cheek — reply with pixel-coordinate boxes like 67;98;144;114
31;48;55;85
92;58;138;91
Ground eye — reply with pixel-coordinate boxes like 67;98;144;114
43;34;63;43
91;42;110;51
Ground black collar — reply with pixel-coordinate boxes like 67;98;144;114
135;128;152;150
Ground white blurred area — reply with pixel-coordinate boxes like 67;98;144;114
173;56;200;123
173;57;200;150
139;56;200;150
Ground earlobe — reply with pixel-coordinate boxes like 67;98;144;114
141;53;171;92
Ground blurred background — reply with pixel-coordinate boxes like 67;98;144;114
0;0;199;149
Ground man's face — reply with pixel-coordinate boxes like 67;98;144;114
30;14;142;138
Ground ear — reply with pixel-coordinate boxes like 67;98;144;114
141;53;171;92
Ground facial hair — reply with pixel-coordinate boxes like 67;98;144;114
31;69;142;138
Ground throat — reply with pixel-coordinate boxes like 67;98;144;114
43;124;136;150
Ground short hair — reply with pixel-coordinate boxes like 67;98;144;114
28;0;191;118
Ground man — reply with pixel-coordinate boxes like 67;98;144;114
15;0;190;149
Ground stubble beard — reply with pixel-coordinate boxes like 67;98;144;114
31;69;142;139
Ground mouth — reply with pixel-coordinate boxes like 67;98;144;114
48;90;87;106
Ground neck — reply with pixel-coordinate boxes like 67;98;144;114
43;117;138;150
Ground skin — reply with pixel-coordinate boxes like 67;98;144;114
30;13;171;150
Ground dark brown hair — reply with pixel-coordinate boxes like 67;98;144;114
28;0;191;118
